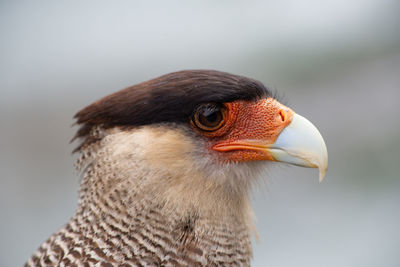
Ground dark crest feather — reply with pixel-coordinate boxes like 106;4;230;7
72;70;271;151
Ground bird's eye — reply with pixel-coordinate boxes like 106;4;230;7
192;103;226;131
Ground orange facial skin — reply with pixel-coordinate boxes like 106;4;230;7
193;98;294;162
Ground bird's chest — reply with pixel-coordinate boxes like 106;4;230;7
78;210;252;266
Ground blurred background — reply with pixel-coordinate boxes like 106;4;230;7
1;0;399;266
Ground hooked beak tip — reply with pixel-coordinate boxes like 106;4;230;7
269;113;328;182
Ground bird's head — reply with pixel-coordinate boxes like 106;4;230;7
73;70;327;220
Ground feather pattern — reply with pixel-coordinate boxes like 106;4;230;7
26;70;273;266
26;125;265;266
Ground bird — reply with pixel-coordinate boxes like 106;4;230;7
25;70;327;266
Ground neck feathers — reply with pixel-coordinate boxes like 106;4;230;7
76;125;257;223
65;125;261;265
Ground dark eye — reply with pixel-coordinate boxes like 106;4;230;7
192;103;226;131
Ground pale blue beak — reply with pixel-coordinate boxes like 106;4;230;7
267;113;328;182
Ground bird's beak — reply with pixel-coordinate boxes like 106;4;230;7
213;103;328;181
265;113;328;182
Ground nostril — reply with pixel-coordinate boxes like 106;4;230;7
279;110;286;122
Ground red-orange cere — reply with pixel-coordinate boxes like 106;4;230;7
203;98;294;162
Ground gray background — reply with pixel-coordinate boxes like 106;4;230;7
1;0;399;266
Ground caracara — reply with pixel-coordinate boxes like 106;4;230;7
26;70;327;266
